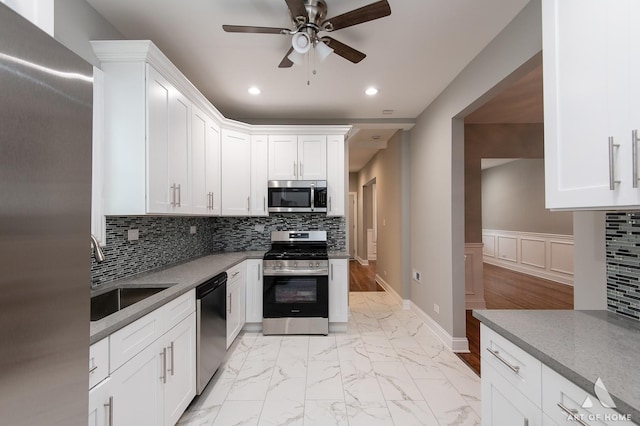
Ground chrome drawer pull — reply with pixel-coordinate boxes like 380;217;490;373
486;348;520;373
104;396;113;426
557;403;590;426
609;137;620;190
89;365;98;374
160;348;167;384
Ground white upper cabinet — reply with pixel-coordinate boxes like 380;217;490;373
326;135;346;216
268;135;327;180
543;0;640;209
191;105;221;215
221;129;252;216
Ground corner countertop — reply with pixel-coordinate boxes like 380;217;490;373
328;251;350;259
473;309;640;421
90;251;265;344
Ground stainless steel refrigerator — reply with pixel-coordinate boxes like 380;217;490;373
0;4;93;425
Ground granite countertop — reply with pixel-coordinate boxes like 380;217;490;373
327;251;350;259
90;251;265;344
474;309;640;421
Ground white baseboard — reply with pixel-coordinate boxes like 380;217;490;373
408;301;470;353
356;256;369;266
374;274;403;305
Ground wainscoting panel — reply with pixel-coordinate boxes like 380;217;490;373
465;243;486;310
497;236;517;263
482;229;574;286
482;234;496;257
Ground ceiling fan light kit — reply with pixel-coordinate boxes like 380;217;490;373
223;0;391;69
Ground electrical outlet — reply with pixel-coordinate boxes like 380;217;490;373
413;269;422;283
384;270;387;277
128;229;139;241
433;304;440;314
190;226;197;235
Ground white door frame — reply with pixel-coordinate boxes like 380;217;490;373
348;192;357;260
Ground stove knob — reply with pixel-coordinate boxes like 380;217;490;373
316;262;319;267
309;262;313;267
293;262;297;267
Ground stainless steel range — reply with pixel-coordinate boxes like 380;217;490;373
263;231;329;335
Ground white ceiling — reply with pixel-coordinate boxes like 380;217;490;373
86;0;530;170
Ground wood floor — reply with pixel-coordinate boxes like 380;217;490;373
457;263;574;376
349;260;385;292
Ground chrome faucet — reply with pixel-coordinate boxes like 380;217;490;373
90;234;106;263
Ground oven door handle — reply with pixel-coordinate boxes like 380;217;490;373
264;270;329;277
310;183;315;211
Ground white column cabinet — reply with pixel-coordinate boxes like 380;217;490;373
251;135;269;216
543;0;640;209
221;129;252;216
245;259;263;323
329;259;349;323
191;105;221;215
226;263;246;348
326;135;346;216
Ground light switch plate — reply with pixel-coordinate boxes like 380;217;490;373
190;226;197;235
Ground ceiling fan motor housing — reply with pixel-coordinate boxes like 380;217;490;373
294;0;327;25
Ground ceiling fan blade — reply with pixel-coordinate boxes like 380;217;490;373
278;47;295;68
285;0;308;22
222;25;288;34
323;0;391;31
323;37;366;63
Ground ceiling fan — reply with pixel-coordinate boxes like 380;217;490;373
222;0;391;68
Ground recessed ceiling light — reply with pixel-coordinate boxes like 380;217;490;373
248;86;261;95
365;87;378;96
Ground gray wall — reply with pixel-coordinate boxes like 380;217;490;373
409;0;542;339
482;159;573;235
355;130;409;297
54;0;123;67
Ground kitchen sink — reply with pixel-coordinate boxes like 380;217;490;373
91;286;169;321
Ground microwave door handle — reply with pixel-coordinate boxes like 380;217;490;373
310;183;315;211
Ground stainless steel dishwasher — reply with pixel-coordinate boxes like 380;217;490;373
196;272;227;394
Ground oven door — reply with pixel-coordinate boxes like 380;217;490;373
263;274;328;318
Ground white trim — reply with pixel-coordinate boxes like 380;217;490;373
349;192;358;260
482;229;574;286
408;301;470;353
374;274;403;305
356;256;369;266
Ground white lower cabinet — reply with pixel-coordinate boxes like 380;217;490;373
226;263;246;348
245;259;263;324
328;259;349;323
110;312;196;426
482;362;542;426
89;378;112;426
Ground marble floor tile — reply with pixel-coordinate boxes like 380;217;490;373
179;290;483;425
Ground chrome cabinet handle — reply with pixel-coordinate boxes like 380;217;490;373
89;357;97;374
247;197;250;212
328;196;332;212
486;348;520;373
168;342;175;376
229;293;232;314
258;264;261;280
633;130;639;189
160;348;167;384
104;396;113;426
263;196;266;212
231;271;240;278
170;184;176;207
293;161;297;178
523;419;528;426
177;184;181;207
609;137;620;190
331;264;334;281
557;403;589;426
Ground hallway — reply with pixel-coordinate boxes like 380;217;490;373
349;260;385;292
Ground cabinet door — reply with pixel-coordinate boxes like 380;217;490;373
221;129;251;216
88;378;112;426
147;66;171;213
245;259;263;323
268;135;298;180
298;135;327;180
111;339;164;426
226;269;246;348
543;0;628;208
482;363;542;426
163;313;196;426
629;1;640;205
329;259;349;323
251;135;269;216
326;135;345;216
192;106;221;215
168;88;191;213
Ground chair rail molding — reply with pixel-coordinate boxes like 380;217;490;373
482;229;574;286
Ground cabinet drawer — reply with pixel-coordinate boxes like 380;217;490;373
162;289;195;332
110;308;163;373
89;338;109;389
227;263;244;284
542;365;636;425
481;324;542;407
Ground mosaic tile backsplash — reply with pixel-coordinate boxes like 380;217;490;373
91;214;346;287
606;212;640;321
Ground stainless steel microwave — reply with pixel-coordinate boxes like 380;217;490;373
268;180;327;213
